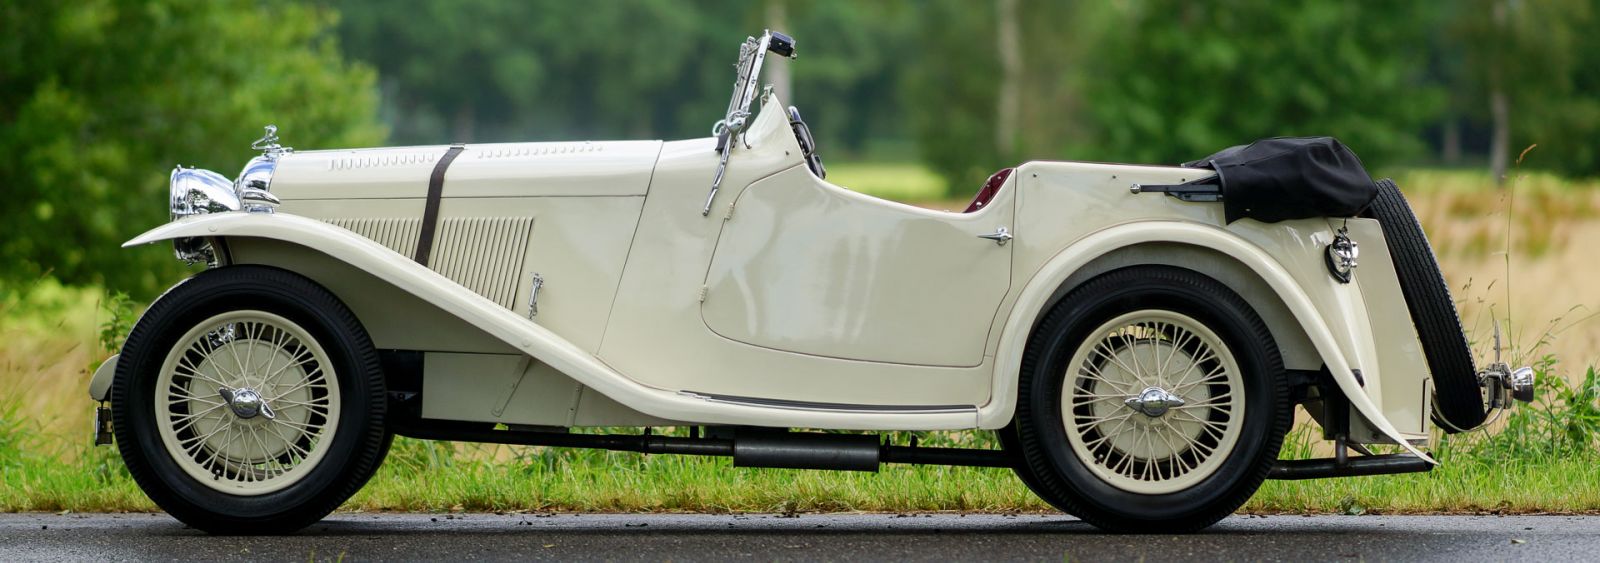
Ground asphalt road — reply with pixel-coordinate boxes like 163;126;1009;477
2;512;1596;562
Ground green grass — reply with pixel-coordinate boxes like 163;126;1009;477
6;421;1596;515
826;161;949;203
4;363;1597;515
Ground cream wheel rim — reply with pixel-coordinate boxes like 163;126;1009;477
1061;310;1245;494
155;310;340;495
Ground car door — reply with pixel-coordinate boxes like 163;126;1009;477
700;166;1014;367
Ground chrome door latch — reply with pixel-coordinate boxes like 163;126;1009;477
978;227;1013;246
528;273;544;318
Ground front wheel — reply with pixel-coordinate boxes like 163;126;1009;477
1009;265;1290;532
111;266;390;534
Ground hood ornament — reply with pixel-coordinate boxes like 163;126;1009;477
251;124;292;158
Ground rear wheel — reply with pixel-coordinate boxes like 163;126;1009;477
112;266;390;534
1010;266;1290;532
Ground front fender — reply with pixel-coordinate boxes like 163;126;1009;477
124;212;635;397
979;220;1432;462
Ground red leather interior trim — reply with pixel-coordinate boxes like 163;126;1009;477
964;168;1014;213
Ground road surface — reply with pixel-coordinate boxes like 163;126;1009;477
2;513;1595;561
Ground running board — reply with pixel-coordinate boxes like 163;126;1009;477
1267;454;1433;480
393;422;1013;471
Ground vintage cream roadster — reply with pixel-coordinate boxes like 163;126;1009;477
91;31;1532;534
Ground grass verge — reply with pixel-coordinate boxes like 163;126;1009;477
4;362;1596;515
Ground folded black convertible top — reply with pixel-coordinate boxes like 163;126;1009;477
1183;136;1377;224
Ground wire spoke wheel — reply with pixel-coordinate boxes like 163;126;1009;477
1010;266;1288;532
1062;310;1245;494
155;310;341;496
114;266;390;534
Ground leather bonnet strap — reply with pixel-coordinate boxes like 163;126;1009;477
415;143;465;266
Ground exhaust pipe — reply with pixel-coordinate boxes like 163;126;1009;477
733;431;881;471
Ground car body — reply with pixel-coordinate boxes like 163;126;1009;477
91;30;1531;533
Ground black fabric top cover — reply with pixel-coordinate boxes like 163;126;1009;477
1184;136;1377;224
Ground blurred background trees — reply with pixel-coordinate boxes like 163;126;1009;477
0;0;384;293
3;0;1599;296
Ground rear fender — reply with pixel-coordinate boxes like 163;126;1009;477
980;220;1433;462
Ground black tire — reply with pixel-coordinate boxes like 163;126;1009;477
1363;178;1483;431
111;265;390;534
1012;266;1290;533
996;424;1057;506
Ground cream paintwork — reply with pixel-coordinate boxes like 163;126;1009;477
269;140;661;199
124;92;1431;455
89;354;118;401
597;102;992;407
701;165;1014;367
1348;219;1434;438
271;195;645;353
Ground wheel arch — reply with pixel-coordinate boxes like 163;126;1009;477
980;221;1432;461
1041;242;1320;373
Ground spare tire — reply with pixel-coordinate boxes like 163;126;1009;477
1363;178;1484;431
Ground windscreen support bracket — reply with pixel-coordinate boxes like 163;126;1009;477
1130;181;1223;202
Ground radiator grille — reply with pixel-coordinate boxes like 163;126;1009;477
324;216;533;309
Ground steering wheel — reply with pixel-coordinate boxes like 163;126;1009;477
787;106;826;179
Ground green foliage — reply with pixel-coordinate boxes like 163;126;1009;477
1078;1;1444;168
336;0;727;143
902;0;1005;195
333;0;914;158
0;400;25;474
0;0;385;297
96;290;137;364
1448;0;1600;176
1442;359;1600;460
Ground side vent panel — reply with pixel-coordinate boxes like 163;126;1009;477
324;216;534;310
325;217;422;258
428;216;535;309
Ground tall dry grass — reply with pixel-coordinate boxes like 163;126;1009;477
1396;169;1600;374
0;279;106;456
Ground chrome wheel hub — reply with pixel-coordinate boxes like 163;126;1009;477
1124;386;1186;417
219;387;275;420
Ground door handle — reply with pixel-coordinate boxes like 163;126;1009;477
978;227;1013;246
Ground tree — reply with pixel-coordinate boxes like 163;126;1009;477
904;0;1005;195
335;0;750;144
1078;1;1444;170
906;0;1100;196
0;0;385;296
1450;0;1599;181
